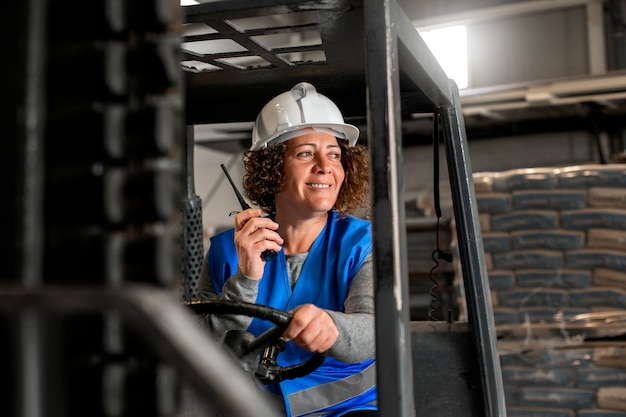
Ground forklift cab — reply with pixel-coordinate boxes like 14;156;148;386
2;0;505;416
180;1;506;416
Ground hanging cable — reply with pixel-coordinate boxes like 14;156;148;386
428;112;453;321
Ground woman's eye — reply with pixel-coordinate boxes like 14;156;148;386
298;151;312;158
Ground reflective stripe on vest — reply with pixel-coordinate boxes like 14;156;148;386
288;361;377;417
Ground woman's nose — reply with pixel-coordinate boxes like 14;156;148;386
314;156;331;173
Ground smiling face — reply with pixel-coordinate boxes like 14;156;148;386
275;131;345;220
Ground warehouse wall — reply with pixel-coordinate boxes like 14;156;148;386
469;7;589;86
194;147;245;242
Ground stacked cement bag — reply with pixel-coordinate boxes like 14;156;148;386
470;164;626;326
499;341;626;416
454;164;626;416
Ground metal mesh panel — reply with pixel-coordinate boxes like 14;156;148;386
181;197;203;301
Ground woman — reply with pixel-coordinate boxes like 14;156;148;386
199;82;376;416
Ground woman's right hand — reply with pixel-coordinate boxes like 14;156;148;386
233;208;282;279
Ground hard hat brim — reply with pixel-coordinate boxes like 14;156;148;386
250;123;359;151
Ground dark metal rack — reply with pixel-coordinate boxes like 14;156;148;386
3;1;280;416
182;1;505;416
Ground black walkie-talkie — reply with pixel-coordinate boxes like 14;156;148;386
220;164;278;261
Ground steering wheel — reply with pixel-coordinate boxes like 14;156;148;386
186;299;327;384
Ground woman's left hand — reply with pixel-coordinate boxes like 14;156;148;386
283;304;338;353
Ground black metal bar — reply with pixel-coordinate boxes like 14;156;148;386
439;80;507;417
394;0;453;108
21;0;46;289
364;1;415;416
19;309;43;417
20;1;48;416
0;286;283;417
183;0;349;21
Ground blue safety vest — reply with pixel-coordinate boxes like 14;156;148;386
208;211;377;416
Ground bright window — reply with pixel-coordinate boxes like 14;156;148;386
419;25;468;89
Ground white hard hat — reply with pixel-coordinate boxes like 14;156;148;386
250;82;359;151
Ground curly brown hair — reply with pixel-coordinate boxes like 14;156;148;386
242;139;369;216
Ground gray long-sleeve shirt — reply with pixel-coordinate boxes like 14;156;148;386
198;252;375;364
